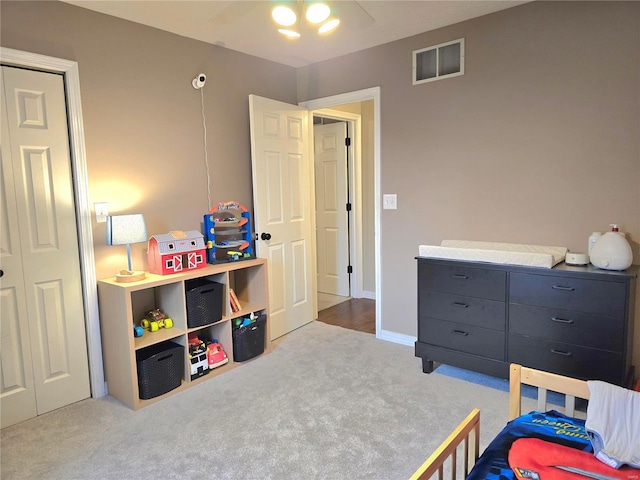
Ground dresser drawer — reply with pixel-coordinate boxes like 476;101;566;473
420;291;505;331
509;304;624;352
508;334;623;384
510;273;626;317
419;263;506;301
421;318;505;360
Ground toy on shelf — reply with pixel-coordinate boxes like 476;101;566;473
227;250;251;262
234;312;259;329
206;341;229;369
148;230;207;275
188;333;209;380
203;201;254;263
140;309;174;332
133;323;144;338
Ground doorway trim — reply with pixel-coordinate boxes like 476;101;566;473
312;110;362;299
1;47;105;398
300;87;381;338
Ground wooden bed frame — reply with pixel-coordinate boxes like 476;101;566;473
409;364;591;480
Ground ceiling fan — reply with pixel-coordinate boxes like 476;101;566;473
209;1;375;38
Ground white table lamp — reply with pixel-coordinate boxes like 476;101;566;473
106;214;148;282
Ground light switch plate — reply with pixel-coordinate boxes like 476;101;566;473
383;194;397;210
95;202;109;223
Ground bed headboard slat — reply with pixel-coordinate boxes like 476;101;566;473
537;388;547;412
509;364;590;420
565;395;576;417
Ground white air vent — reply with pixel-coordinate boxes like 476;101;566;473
413;38;464;85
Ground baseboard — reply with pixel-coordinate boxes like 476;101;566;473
377;329;416;347
361;290;376;300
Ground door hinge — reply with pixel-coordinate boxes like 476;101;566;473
347;265;353;274
345;137;351;147
346;203;352;211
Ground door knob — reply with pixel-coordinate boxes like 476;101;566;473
261;232;271;241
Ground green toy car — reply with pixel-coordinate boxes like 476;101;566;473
140;309;173;332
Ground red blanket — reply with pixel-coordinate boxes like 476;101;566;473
509;438;640;479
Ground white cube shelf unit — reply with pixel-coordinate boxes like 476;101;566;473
97;258;269;410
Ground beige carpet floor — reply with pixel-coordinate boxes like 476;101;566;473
1;321;531;479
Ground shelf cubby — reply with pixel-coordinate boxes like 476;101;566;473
98;258;269;410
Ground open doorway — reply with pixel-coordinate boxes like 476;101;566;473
313;116;351;312
311;102;376;334
249;91;378;338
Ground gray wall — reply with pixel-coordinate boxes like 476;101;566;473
297;1;640;362
2;1;639;366
0;0;297;280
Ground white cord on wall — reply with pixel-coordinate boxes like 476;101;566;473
193;73;211;210
200;88;212;209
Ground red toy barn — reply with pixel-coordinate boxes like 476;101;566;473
148;230;206;275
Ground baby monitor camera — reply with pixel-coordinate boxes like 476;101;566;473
192;73;206;89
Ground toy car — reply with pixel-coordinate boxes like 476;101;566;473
227;250;242;261
140;308;173;332
227;250;251;261
189;341;209;380
207;341;229;369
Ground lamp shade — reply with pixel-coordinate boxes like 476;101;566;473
106;214;148;280
106;214;148;246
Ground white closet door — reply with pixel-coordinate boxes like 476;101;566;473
0;67;37;427
0;66;90;428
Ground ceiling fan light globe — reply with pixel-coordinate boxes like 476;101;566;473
272;6;297;27
318;18;340;34
277;28;301;39
306;3;330;24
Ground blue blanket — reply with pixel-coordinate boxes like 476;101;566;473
468;411;592;480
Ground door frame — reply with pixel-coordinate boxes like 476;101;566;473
1;47;105;398
312;111;362;299
300;87;381;337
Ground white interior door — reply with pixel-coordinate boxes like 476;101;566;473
0;66;91;428
249;94;315;340
314;122;350;297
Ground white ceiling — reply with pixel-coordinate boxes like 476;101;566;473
61;0;529;68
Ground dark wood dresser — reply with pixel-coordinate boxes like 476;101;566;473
415;258;638;386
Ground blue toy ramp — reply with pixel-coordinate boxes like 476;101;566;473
203;201;254;263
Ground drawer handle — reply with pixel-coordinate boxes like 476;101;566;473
552;285;575;291
451;329;469;336
451;274;469;280
551;317;574;324
451;302;469;308
550;349;573;357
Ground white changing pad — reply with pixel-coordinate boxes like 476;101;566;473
418;240;568;268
